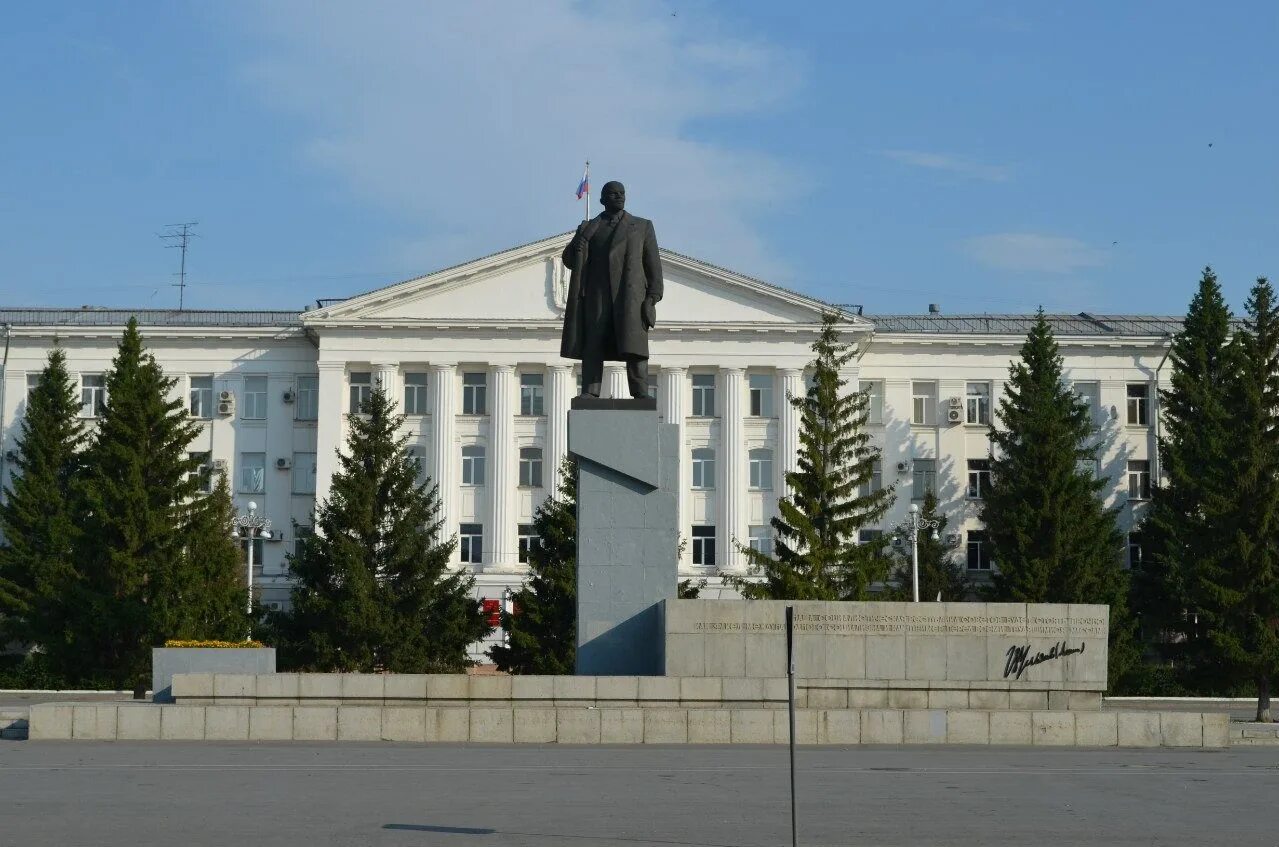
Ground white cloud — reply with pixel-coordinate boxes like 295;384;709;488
880;149;1012;182
217;1;804;280
960;233;1110;274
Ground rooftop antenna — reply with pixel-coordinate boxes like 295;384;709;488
159;222;199;310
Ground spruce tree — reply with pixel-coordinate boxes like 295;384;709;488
886;491;971;602
981;311;1134;681
274;386;489;672
1208;278;1279;720
0;347;86;660
732;310;894;600
174;474;250;642
1139;268;1236;681
489;459;576;674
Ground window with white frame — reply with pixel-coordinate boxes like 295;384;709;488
240;452;266;494
1127;460;1151;500
1073;381;1100;424
858;529;884;547
189;376;213;419
520;373;545;416
912;458;936;500
295;375;319;421
691;448;715;489
646;372;659;403
748;525;771;555
292;452;317;494
966;530;992;570
749;373;774;417
967;459;991;499
294;525;314;560
241;537;265;572
965;382;991;425
349;371;372;414
187;451;213;493
461;445;485;485
518;524;538;564
25;373;41;403
858;458;883;498
911;381;936;425
462;372;487;415
459;523;483;564
519;447;543;488
80;374;106;418
1127;531;1146;569
243;375;268;420
403;372;428;415
1126;383;1149;425
748;448;773;490
859;379;884;425
691;525;716;566
405;445;426;483
692;374;716;417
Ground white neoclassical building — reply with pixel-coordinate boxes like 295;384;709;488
0;234;1177;653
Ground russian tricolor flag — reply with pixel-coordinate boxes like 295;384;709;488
575;166;590;200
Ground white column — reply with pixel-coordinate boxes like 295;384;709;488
659;366;688;567
547;365;574;484
313;361;347;509
428;362;458;561
778;368;805;494
374;363;398;407
719;367;746;573
605;364;629;400
488;364;518;571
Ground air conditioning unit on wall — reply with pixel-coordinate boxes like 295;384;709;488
282;390;296;404
275;457;292;470
895;460;911;474
947;407;963;424
948;396;963;409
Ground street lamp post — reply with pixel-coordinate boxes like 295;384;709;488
231;500;271;618
901;503;940;603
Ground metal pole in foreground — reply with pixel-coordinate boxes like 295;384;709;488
786;605;797;847
909;503;920;603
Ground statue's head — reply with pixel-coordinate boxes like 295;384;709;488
600;181;626;214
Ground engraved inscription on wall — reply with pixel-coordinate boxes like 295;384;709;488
689;611;1107;638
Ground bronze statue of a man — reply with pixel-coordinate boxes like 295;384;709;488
560;181;663;399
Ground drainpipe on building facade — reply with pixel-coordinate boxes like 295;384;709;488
0;324;12;494
1150;334;1173;485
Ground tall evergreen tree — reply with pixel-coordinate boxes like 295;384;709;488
273;386;489;672
886;491;972;602
174;474;250;643
0;347;86;657
489;459;577;674
1207;278;1279;720
732;310;894;600
981;311;1135;681
1139;268;1236;679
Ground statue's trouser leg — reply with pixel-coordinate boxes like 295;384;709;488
626;357;648;398
581;354;603;396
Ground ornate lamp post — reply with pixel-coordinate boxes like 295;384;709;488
231;500;271;617
900;503;940;603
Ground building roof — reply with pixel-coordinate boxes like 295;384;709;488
0;308;303;328
865;313;1183;337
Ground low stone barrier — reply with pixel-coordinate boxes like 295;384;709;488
27;701;1228;747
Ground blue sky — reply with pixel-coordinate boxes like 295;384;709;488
2;1;1276;316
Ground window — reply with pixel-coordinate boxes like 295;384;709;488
858;458;883;498
749;373;774;417
459;523;483;564
25;373;41;402
748;448;773;490
295;375;319;421
243;376;268;420
965;382;991;425
647;372;659;403
520;373;545;416
240;452;266;494
858;529;884;546
518;524;538;564
692;374;716;417
691;525;716;566
240;537;265;571
462;372;487;415
294;525;315;560
1127;383;1149;425
911;381;936;425
80;374;106;418
1127;460;1151;500
1127;531;1146;569
189;376;213;419
462;445;485;485
349;372;372;414
1073;381;1100;423
748;525;771;555
691;448;715;489
912;458;936;500
967;459;991;499
403;372;428;415
188;451;212;493
860;380;884;425
519;447;543;488
967;531;992;571
292;452;317;494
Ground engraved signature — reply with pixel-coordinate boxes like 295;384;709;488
1003;641;1085;680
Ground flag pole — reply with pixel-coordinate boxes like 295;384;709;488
583;160;590;221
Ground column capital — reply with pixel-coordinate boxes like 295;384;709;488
658;363;687;373
490;363;517;374
548;363;574;373
429;361;458;372
719;365;746;374
779;367;804;377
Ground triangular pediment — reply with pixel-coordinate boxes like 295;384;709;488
304;234;862;330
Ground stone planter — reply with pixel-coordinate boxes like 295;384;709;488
151;647;276;703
